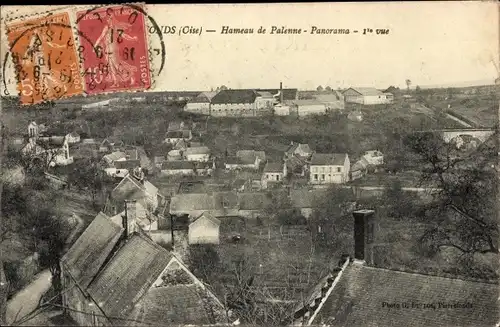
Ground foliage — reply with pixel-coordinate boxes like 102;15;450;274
187;244;221;283
406;131;499;256
382;180;419;220
310;185;355;250
316;85;323;92
1;180;70;301
67;158;115;207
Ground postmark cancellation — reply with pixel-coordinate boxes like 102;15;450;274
2;3;154;105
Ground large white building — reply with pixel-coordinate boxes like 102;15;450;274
343;87;393;105
309;153;350;184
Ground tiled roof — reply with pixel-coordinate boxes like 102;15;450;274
236;150;266;164
87;233;173;319
125;149;139;160
187;91;217;104
313;92;344;102
114;160;141;170
313;263;500;327
211;89;257;104
286;143;312;157
103;151;126;163
344;87;385;96
311;153;347;166
170;192;238;213
161;161;211;170
170;193;215;212
185;146;210;156
61;212;123;288
191;212;221;226
264;162;284;173
128;285;211;325
110;175;156;212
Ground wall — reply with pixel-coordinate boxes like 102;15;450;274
188;219;220;245
186;153;210;162
310;165;348;184
184;102;211;115
363;95;390;105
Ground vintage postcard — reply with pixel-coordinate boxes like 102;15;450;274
0;2;499;327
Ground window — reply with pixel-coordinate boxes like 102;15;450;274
320;167;325;173
321;174;325;181
312;167;316;173
276;175;280;181
337;167;341;173
314;174;318;180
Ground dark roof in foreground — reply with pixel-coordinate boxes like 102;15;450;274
61;212;123;288
309;262;499;327
87;233;173;319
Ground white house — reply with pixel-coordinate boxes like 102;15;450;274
262;161;287;189
188;212;221;245
343;87;393;105
285;142;313;159
184;146;211;162
209;89;258;117
362;150;384;166
164;130;193;144
161;161;213;176
273;104;291;116
22;137;74;167
66;132;80;144
309;153;350;184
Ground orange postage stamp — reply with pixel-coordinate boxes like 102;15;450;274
5;12;83;105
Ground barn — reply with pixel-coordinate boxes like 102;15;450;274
343;87;393;105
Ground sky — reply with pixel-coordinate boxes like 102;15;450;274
1;2;498;94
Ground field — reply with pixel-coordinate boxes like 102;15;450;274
421;90;498;128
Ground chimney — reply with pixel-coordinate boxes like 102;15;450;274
353;209;375;265
123;200;137;237
280;82;284;103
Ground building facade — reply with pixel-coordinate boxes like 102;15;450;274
343;87;393;105
309;153;350;184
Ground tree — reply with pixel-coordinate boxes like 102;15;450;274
310;185;356;251
405;132;499;256
1;180;71;304
67;158;114;208
187;244;221;284
325;86;332;92
220;85;228;91
405;79;412;92
316;85;323;92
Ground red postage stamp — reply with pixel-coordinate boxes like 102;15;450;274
76;5;152;95
6;12;84;105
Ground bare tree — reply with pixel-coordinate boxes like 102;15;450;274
405;131;499;256
405;79;412;92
